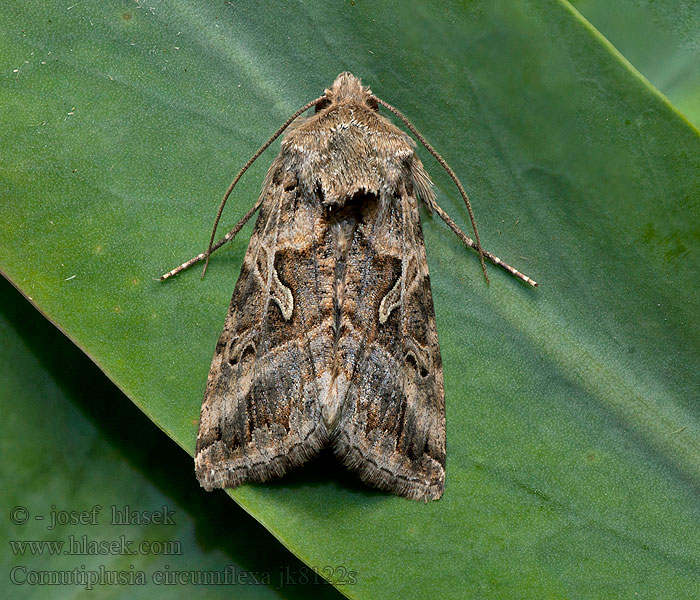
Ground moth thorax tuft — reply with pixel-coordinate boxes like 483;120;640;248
324;71;374;107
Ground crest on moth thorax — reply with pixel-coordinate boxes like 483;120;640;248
161;72;536;502
273;72;437;212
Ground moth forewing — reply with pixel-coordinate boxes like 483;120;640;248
164;72;536;502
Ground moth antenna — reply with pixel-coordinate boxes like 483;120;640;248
200;95;325;278
373;96;489;284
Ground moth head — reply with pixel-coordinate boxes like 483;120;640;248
316;72;378;112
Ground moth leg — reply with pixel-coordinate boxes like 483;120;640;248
373;96;536;287
160;199;262;280
431;202;538;287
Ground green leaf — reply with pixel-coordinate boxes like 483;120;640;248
570;0;700;127
2;1;700;598
0;278;343;599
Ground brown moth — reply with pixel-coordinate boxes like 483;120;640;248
162;72;536;502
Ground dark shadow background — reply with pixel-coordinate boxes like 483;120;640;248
0;275;345;599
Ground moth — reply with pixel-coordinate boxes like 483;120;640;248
162;72;536;502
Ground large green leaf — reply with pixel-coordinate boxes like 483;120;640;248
2;1;699;598
570;0;700;127
0;277;342;599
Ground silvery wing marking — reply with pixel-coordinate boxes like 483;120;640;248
331;188;446;502
195;167;332;490
195;72;446;501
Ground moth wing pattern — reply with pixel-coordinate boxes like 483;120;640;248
195;168;331;490
194;72;449;501
332;185;446;502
